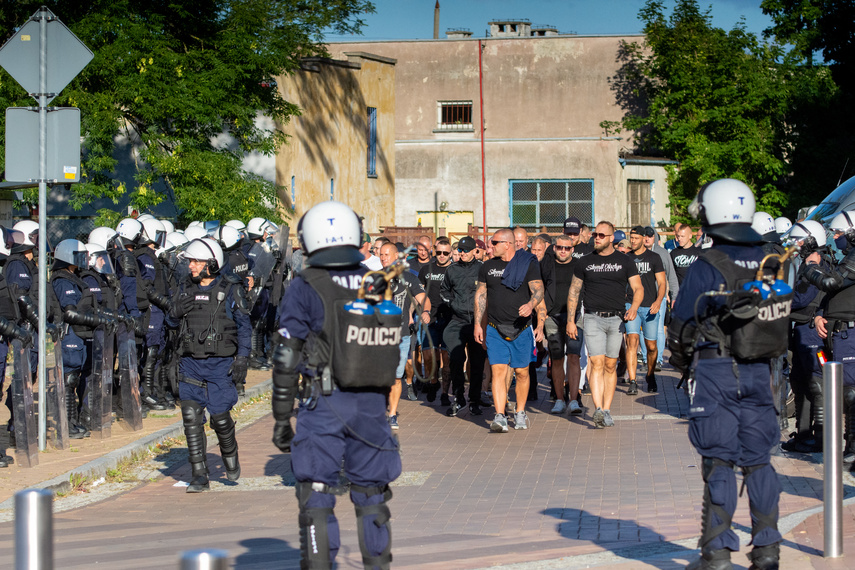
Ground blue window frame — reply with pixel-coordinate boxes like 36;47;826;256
367;107;377;177
509;179;594;232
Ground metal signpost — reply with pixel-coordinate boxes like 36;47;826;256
0;7;93;451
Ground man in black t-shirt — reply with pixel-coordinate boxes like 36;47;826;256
566;221;642;429
624;226;667;396
670;223;701;285
474;229;544;432
545;234;585;415
564;216;594;259
379;243;429;430
408;235;434;276
418;237;453;405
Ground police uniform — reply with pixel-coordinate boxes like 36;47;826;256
668;180;787;570
0;265;30;465
169;269;251;492
134;246;172;409
271;202;401;570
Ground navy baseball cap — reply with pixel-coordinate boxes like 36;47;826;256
563;217;581;235
613;230;626;244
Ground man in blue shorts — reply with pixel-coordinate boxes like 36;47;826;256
474;229;544;432
625;226;667;395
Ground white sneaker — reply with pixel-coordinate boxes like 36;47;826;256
550;400;567;414
568;400;582;415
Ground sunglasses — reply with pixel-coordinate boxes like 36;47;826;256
592;232;613;239
436;250;451;256
554;245;572;251
491;240;509;246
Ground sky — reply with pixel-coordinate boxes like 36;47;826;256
325;0;776;42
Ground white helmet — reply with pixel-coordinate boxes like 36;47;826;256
187;221;202;229
688;179;761;243
136;213;155;222
774;216;792;234
297;201;363;267
141;218;167;247
226;219;246;231
0;226;22;260
828;211;855;233
88;226;118;250
751;211;778;242
165;232;189;248
789;220;828;250
116;218;144;244
183;238;224;274
53;239;88;268
159;219;175;234
184;225;208;240
246;217;269;239
211;225;242;250
84;243;115;275
12;220;39;253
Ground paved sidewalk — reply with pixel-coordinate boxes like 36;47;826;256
0;363;852;568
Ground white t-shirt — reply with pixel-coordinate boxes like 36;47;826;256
361;255;383;271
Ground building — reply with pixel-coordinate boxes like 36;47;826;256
314;20;673;233
274;52;397;233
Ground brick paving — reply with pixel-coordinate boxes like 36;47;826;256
0;363;852;568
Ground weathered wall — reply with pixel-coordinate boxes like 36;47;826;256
275;53;396;233
329;35;672;229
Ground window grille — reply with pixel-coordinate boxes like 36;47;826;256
509;180;593;232
436;101;473;131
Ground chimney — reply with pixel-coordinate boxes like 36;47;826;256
433;1;440;39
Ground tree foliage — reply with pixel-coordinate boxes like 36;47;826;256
0;0;374;225
602;0;799;223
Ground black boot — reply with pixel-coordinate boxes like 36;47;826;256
687;457;736;570
157;365;175;410
249;322;271;370
0;451;12;468
843;387;855;465
141;346;167;410
210;411;240;482
808;374;824;447
747;543;779;570
65;370;88;439
182;401;209;493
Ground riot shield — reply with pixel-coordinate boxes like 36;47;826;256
8;339;37;467
90;327;112;439
771;355;788;431
247;242;276;307
44;331;69;450
117;323;143;431
271;225;292;305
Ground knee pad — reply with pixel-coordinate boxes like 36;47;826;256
351;484;393;570
809;375;825;427
741;464;780;544
64;369;82;391
209;411;237;456
699;457;736;551
181;400;205;427
296;482;338;570
844;386;855;410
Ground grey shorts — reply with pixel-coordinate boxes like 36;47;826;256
581;313;623;359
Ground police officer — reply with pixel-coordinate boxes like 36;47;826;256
246;218;277;370
271;201;401;569
167;238;250;492
669;179;789;569
51;240;117;438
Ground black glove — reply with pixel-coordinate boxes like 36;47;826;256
272;420;294;452
170;293;196;319
45;322;60;343
133;316;146;338
16;325;33;348
229;355;248;387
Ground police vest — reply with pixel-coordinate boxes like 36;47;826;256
134;247;168;312
0;274;19;322
180;278;238;358
50;271;98;340
700;249;792;360
825;282;855;321
301;267;400;389
8;253;62;324
79;269;118;312
227;249;250;280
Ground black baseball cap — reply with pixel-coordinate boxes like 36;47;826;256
563;217;581;235
457;236;477;252
643;226;656;237
630;225;645;236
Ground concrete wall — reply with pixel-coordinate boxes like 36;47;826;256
329;35;672;230
275;53;396;233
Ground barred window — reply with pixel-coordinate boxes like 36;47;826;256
436;101;473;131
510;179;594;232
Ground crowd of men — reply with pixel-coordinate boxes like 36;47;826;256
0;216;285;487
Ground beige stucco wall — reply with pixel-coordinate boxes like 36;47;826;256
329;35;672;230
275;54;396;233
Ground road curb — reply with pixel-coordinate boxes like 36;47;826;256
0;379;272;511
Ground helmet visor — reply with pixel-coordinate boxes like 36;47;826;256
89;251;115;275
70;249;88;268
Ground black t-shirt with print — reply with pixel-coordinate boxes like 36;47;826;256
390;271;425;335
670;245;701;284
418;261;452;320
478;257;542;329
571;242;594;259
574;250;639;313
625;249;665;306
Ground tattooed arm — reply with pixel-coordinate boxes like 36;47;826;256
473;281;487;344
525;279;546;342
565;276;583;340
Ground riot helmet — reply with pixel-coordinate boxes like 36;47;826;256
688;179;762;244
182;238;223;278
84;243;115;275
751;211;779;243
53;239;88;270
184;225;208;241
297;201;363;268
116;218;144;247
88;226;118;250
789;220;828;255
774;216;792;235
12;220;40;253
141;218;168;248
828;210;855;251
225;219;246;238
246;217;268;240
160;219;175;234
136;213;155;222
212;225;242;251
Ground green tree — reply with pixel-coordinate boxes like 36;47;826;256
602;0;795;223
0;0;374;225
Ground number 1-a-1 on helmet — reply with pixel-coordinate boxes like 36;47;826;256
297;201;364;268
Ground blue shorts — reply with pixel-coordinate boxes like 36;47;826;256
396;334;411;379
485;325;535;369
421;319;448;350
624;303;658;341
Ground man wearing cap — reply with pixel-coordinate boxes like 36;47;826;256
625;226;667;394
418;237;453;406
566;221;642;428
440;236;487;415
360;232;382;271
474;239;487;261
564;217;594;259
